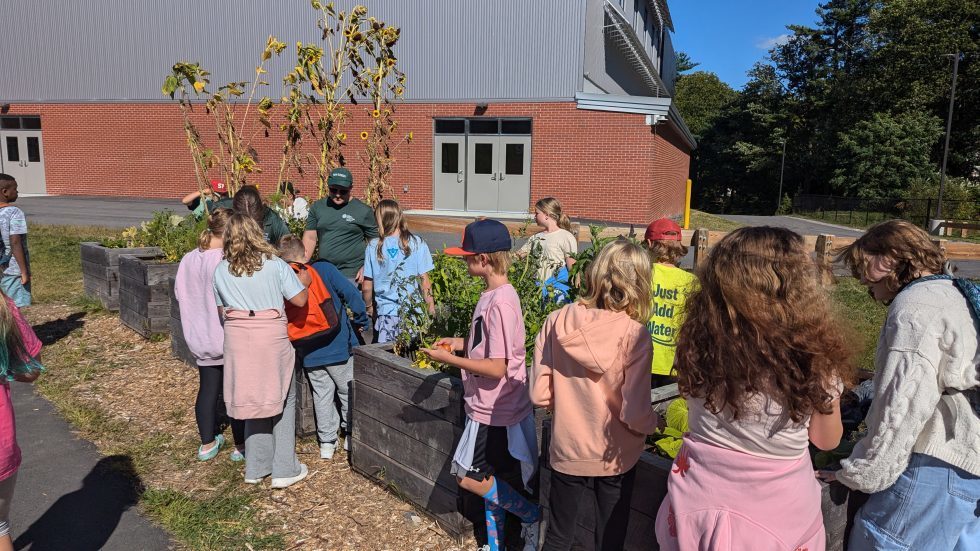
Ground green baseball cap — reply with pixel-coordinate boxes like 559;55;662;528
327;167;353;189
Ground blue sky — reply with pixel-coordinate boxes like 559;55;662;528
670;1;822;89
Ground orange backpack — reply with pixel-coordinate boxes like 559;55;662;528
285;262;341;348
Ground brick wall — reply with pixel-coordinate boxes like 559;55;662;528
6;101;690;225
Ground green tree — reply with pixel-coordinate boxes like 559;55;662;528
674;71;737;139
830;111;943;198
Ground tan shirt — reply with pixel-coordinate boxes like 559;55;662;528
520;228;577;280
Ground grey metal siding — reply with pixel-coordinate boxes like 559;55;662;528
582;0;673;97
0;0;586;102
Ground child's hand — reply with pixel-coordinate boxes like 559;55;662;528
20;273;29;285
420;345;454;364
815;470;838;483
433;337;463;353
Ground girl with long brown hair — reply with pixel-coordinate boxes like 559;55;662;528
362;199;434;343
518;197;578;282
212;214;309;488
174;208;246;462
656;226;854;550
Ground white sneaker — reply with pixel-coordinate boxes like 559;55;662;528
320;441;337;460
243;474;268;485
271;463;308;489
521;519;541;551
343;437;350;452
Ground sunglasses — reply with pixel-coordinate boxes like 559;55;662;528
328;187;351;195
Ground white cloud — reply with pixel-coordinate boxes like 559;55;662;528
756;33;791;50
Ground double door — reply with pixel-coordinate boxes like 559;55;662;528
434;135;531;213
0;129;46;195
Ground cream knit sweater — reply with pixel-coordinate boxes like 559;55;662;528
837;279;980;493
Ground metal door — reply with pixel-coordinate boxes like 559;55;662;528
465;137;499;212
496;136;531;213
0;131;46;194
433;136;465;210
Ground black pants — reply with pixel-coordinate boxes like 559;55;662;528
651;374;676;389
196;364;245;446
542;467;637;551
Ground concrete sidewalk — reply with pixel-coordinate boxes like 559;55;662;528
9;381;172;551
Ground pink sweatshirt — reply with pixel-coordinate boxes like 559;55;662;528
531;303;657;476
174;248;224;366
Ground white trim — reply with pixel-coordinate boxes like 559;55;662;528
406;209;531;221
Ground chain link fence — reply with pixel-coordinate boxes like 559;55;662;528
792;194;980;229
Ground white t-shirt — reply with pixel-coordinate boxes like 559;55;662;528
519;228;577;280
0;206;28;276
212;256;305;311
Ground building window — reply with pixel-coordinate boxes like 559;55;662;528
434;118;532;136
0;116;41;130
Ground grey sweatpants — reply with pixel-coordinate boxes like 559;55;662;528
305;357;353;444
0;472;16;537
243;371;301;480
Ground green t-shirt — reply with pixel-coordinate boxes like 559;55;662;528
647;263;698;376
262;209;290;246
305;198;379;278
208;196;235;211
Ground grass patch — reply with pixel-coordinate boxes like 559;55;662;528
141;489;285;551
688;210;745;232
831;277;888;373
28;224;121;305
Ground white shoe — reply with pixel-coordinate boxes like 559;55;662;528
320;441;337;460
271;463;308;489
521;519;541;551
243;474;268;485
343;437;349;452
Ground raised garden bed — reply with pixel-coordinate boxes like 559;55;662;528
119;254;178;338
80;242;162;311
350;343;470;540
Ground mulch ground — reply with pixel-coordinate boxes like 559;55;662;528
29;303;471;550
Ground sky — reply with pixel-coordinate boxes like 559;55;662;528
670;1;822;89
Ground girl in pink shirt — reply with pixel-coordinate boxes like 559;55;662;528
656;227;854;551
531;239;661;551
0;293;43;549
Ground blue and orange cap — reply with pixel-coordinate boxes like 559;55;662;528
444;219;512;256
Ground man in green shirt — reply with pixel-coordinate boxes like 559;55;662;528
302;168;379;282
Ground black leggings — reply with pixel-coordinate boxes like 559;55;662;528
543;467;637;551
196;364;245;446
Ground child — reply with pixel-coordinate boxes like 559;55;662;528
275;181;308;220
233;185;291;246
421;219;541;551
531;239;661;551
655;227;854;550
181;179;233;218
643;218;697;388
0;175;31;308
518;197;577;282
212;214;309;489
362;199;434;344
174;208;246;462
278;236;368;459
0;292;43;549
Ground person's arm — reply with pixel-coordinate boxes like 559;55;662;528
279;259;309;307
322;263;369;329
287;289;308;307
808;397;844;451
302;230;318;263
420;273;435;315
421;349;508;379
835;323;943;493
529;316;554;409
10;233;28;284
360;205;379;239
361;279;374;317
181;190;202;207
620;325;659;435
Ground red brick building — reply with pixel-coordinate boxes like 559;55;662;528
0;0;693;225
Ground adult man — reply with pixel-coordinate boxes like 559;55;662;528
302;168;378;283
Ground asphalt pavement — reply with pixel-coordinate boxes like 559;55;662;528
10;380;172;550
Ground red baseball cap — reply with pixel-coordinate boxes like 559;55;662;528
209;179;228;194
644;218;682;241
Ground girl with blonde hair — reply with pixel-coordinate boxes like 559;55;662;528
362;199;434;343
821;219;979;550
174;208;246;462
519;197;578;282
531;239;661;550
212;214;309;488
656;226;854;550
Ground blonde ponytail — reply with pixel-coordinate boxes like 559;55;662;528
535;197;572;232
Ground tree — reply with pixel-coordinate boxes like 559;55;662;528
673;71;737;139
674;51;700;77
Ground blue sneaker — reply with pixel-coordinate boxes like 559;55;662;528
229;447;245;462
197;434;225;461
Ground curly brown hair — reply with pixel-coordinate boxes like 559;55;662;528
835;219;945;295
223;214;279;277
647;239;689;265
675;226;855;422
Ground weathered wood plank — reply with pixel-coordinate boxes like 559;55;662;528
352;382;463;452
119;289;170;318
355;353;464;426
81;259;113;281
103;246;163;264
354;344;460;394
119;254;153;284
355;413;457;490
351;437;470;541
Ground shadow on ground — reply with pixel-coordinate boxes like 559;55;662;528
13;455;142;551
31;312;85;346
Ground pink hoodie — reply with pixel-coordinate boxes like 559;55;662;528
531;303;657;477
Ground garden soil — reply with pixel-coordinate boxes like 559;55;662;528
29;302;472;550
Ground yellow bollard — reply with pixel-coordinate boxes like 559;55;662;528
683;179;692;229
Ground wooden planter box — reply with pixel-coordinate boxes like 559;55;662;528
351;343;471;540
119;254;179;338
80;242;162;311
168;277;197;367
